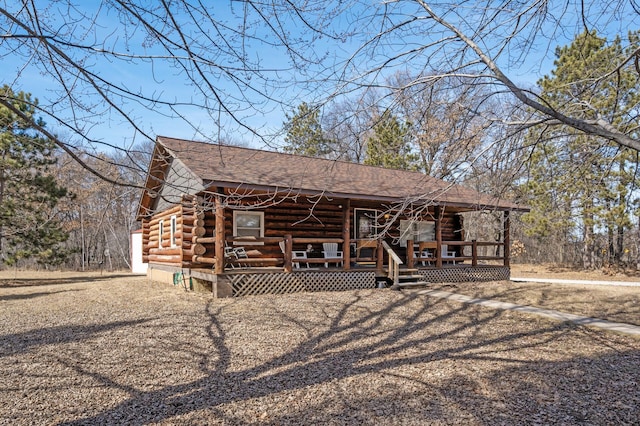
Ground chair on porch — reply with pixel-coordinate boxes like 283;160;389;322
414;248;434;266
322;243;343;267
414;241;437;266
278;241;308;269
224;245;249;269
441;244;457;264
355;239;377;264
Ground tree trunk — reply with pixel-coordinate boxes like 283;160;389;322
582;209;595;269
616;223;624;264
0;151;5;265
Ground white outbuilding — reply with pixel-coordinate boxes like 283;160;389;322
130;229;148;274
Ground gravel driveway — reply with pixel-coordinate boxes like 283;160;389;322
1;273;639;425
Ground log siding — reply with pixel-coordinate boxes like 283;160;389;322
142;192;465;270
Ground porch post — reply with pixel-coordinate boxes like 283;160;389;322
342;199;351;270
283;234;293;273
407;239;415;269
376;239;384;272
504;211;511;267
435;206;443;268
472;240;478;266
214;193;225;274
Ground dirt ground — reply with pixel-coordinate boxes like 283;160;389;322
430;263;640;325
510;263;640;282
0;266;639;425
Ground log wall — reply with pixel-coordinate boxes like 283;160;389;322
144;192;465;268
141;218;150;263
144;195;206;267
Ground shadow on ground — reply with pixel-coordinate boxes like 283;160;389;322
0;289;84;302
1;287;638;425
430;280;640;326
0;274;136;288
0;282;640;425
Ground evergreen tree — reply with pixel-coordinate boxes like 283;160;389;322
364;110;418;170
282;102;332;157
523;30;640;267
0;87;70;267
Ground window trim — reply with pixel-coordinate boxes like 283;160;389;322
170;215;177;248
232;210;264;245
354;208;379;240
159;220;164;248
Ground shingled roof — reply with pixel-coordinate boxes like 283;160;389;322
138;136;527;217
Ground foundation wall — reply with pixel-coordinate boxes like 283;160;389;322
146;263;510;298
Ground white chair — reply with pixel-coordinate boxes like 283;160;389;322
279;241;308;268
224;246;248;268
234;247;249;258
441;244;456;263
322;243;343;267
414;249;434;266
293;251;309;268
224;246;236;268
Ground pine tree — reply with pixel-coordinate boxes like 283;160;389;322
523;30;640;267
282;102;332;157
364;110;418;170
0;87;71;267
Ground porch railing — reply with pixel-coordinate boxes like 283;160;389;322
407;239;508;267
210;236;508;272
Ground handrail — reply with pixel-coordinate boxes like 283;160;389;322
382;241;403;287
292;237;344;244
382;241;403;265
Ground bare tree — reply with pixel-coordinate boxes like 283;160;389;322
323;96;375;163
334;1;640;150
2;1;639;185
388;73;487;179
0;0;640;250
0;1;347;186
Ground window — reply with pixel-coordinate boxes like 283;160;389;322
170;215;177;247
159;220;164;248
399;220;435;247
354;209;379;240
233;211;264;243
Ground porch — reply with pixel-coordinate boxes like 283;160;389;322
171;235;511;297
169;263;510;298
182;193;513;275
197;235;511;273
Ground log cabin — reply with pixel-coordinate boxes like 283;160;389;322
137;136;529;297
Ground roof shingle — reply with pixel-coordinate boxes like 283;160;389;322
155;136;527;211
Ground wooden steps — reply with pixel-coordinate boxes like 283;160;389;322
388;269;430;290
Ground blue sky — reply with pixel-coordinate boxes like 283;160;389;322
2;1;638;154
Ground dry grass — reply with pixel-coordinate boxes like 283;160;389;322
0;269;639;425
511;263;640;282
431;280;640;326
432;281;640;326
